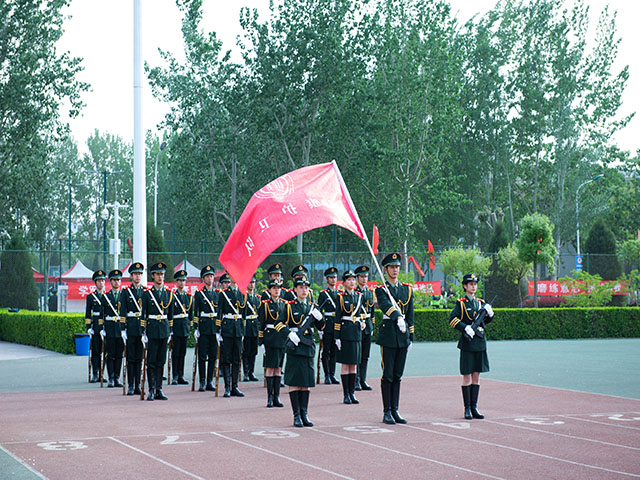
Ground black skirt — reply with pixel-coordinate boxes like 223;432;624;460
337;340;361;365
284;354;315;388
459;350;490;375
264;347;284;369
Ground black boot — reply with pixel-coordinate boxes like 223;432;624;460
391;381;407;424
91;355;101;382
242;359;250;382
381;382;395;424
329;365;340;384
272;375;284;407
341;374;351;404
206;361;216;391
360;360;372;390
299;390;313;427
266;377;274;407
223;365;232;397
322;354;330;384
462;385;472;420
231;364;245;397
134;362;142;395
177;359;188;384
113;357;123;387
349;373;359;404
155;367;168;400
127;363;134;395
290;391;303;427
248;356;259;381
146;368;155;401
107;358;114;387
470;384;484;419
355;366;362;391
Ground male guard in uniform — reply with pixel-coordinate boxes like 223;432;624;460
282;265;313;302
142;262;173;400
123;262;145;395
355;265;374;391
242;276;261;382
171;269;193;385
260;264;283;302
193;265;218;392
216;273;245;397
375;253;414;424
85;270;106;383
103;270;125;388
317;267;340;384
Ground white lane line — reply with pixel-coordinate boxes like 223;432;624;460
485;419;640;451
311;428;507;480
107;437;206;480
0;444;48;479
560;415;640;431
210;431;355;480
406;424;640;478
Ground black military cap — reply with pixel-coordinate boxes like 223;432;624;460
324;267;338;277
293;275;310;287
200;264;215;278
291;264;309;278
150;262;167;274
342;269;356;281
108;269;123;280
267;264;282;275
354;265;370;276
128;262;144;274
219;273;231;283
249;275;256;283
174;269;188;280
381;252;402;267
462;273;479;284
92;270;107;281
268;278;283;288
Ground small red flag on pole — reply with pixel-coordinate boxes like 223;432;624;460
408;256;425;277
428;240;436;270
372;225;379;255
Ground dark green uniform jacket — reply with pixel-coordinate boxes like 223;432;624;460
193;288;218;335
258;297;289;348
242;292;261;338
317;288;339;333
285;299;324;358
142;286;173;339
103;289;125;338
216;287;244;338
355;285;375;335
123;285;145;336
375;281;414;348
171;289;193;337
334;291;365;342
448;296;489;352
85;290;105;331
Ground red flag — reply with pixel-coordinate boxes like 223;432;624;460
372;225;379;254
219;161;365;292
427;240;435;270
408;256;425;277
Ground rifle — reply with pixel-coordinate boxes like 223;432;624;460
286;297;329;351
316;337;323;384
100;336;105;388
214;343;221;397
167;336;173;382
88;334;92;383
464;295;497;340
191;339;198;391
140;344;147;400
122;344;127;396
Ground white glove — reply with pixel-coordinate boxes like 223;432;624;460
260;344;266;355
121;330;127;342
397;315;407;334
318;331;324;339
100;329;106;339
216;333;223;344
407;342;412;353
464;325;475;338
335;339;341;350
477;326;484;334
484;304;494;317
194;329;200;340
88;328;94;335
142;335;148;345
288;331;300;346
360;320;366;330
311;307;322;320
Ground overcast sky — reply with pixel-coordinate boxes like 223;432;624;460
58;0;639;155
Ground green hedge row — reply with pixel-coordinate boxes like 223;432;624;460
0;309;84;354
1;308;638;355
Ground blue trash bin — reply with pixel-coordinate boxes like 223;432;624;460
74;333;90;356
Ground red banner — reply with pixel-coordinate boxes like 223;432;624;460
413;281;442;296
527;280;627;296
66;282;206;300
219;161;366;293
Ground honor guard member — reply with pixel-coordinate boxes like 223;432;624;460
375;252;414;425
258;279;288;407
86;270;106;383
283;275;324;427
103;270;125;388
335;270;366;404
355;265;375;391
282;265;313;302
193;265;219;392
171;269;193;385
317;267;340;384
260;264;283;302
449;273;494;420
142;262;173;400
241;276;261;382
216;273;245;398
123;262;146;395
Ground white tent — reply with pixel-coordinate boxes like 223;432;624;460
60;260;94;282
174;259;201;281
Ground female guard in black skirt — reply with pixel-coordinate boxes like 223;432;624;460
258;279;287;408
448;273;494;419
283;275;324;427
335;269;366;405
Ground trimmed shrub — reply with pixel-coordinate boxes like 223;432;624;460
0;310;84;354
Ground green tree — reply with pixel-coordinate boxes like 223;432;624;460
584;219;621;280
497;243;532;307
515;213;557;307
618;239;640;273
0;235;39;309
439;246;491;298
147;222;174;276
559;270;612;307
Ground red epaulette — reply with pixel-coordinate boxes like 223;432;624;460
262;298;271;304
143;286;151;291
458;297;467;302
402;282;411;286
478;298;484;303
287;300;295;304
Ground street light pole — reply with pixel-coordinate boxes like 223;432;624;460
576;174;604;256
154;141;167;227
106;201;129;270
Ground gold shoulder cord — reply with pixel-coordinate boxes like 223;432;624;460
266;301;279;322
340;294;355;315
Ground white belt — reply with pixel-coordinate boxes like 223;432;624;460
105;316;121;321
324;312;335;317
362;313;371;318
223;313;239;320
149;314;167;320
200;312;215;318
341;316;360;322
174;313;188;319
126;312;141;317
247;314;257;320
92;311;100;316
382;315;396;320
265;324;275;329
